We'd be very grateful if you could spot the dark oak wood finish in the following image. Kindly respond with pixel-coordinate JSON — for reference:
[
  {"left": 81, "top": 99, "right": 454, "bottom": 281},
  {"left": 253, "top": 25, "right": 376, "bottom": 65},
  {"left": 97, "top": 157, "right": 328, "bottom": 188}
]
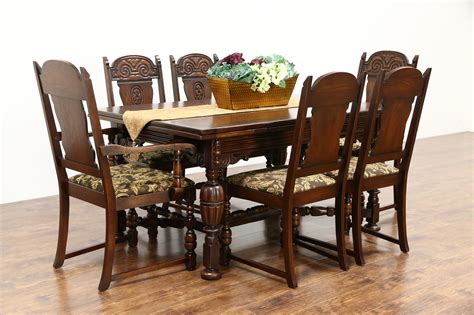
[
  {"left": 34, "top": 60, "right": 196, "bottom": 291},
  {"left": 170, "top": 53, "right": 219, "bottom": 102},
  {"left": 225, "top": 72, "right": 365, "bottom": 287},
  {"left": 1, "top": 133, "right": 472, "bottom": 313},
  {"left": 349, "top": 66, "right": 432, "bottom": 265},
  {"left": 98, "top": 97, "right": 372, "bottom": 281},
  {"left": 103, "top": 55, "right": 166, "bottom": 107}
]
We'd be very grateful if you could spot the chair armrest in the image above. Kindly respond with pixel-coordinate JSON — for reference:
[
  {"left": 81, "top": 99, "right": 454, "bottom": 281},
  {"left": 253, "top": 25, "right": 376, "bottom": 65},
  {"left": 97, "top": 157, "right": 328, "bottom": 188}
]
[
  {"left": 98, "top": 143, "right": 197, "bottom": 157},
  {"left": 55, "top": 128, "right": 119, "bottom": 141}
]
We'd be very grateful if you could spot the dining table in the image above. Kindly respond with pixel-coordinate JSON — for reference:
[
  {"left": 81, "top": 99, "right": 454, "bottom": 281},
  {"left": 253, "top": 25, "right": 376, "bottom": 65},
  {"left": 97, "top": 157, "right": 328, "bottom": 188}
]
[{"left": 97, "top": 99, "right": 372, "bottom": 281}]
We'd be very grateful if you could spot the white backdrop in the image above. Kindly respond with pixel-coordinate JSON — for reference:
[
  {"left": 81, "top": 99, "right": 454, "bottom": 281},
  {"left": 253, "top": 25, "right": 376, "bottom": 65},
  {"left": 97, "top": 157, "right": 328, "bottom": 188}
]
[{"left": 0, "top": 0, "right": 472, "bottom": 203}]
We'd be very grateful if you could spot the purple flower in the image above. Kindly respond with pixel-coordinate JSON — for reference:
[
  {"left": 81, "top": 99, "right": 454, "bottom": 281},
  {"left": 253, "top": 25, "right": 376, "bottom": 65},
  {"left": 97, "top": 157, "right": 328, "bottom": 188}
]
[{"left": 221, "top": 52, "right": 245, "bottom": 65}]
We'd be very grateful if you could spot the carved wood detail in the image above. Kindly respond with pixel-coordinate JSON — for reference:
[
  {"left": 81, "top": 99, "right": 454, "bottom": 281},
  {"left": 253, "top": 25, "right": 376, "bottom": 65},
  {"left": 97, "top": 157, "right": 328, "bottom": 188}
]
[
  {"left": 175, "top": 54, "right": 214, "bottom": 77},
  {"left": 363, "top": 51, "right": 410, "bottom": 76},
  {"left": 111, "top": 56, "right": 159, "bottom": 80}
]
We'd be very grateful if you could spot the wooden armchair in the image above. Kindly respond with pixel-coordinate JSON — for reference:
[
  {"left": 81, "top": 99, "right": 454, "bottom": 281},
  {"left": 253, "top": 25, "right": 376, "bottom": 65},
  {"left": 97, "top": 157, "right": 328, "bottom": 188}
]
[
  {"left": 170, "top": 53, "right": 219, "bottom": 101},
  {"left": 333, "top": 67, "right": 432, "bottom": 265},
  {"left": 223, "top": 72, "right": 365, "bottom": 288},
  {"left": 34, "top": 60, "right": 197, "bottom": 291}
]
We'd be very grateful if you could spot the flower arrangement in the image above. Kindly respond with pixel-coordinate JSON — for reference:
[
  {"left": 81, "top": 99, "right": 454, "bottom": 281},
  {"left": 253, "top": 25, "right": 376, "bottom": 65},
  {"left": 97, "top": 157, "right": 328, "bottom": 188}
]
[{"left": 207, "top": 53, "right": 298, "bottom": 93}]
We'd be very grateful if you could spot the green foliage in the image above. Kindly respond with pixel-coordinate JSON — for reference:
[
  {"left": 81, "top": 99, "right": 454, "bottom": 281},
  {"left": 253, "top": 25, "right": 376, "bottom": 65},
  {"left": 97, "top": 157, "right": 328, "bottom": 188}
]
[{"left": 207, "top": 53, "right": 298, "bottom": 93}]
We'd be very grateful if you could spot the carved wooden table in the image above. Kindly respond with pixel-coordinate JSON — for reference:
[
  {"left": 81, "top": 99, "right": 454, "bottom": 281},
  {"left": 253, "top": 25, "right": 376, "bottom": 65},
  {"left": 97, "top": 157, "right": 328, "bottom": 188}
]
[{"left": 98, "top": 100, "right": 372, "bottom": 280}]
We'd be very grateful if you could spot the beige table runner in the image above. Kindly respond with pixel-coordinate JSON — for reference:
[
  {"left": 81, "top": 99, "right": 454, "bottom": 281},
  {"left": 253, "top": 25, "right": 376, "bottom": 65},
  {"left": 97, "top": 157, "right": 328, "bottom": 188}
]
[{"left": 123, "top": 97, "right": 300, "bottom": 140}]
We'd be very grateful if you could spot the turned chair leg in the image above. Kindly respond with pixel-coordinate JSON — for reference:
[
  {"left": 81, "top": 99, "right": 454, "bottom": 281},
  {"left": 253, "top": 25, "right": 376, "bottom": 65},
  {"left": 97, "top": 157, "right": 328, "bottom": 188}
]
[
  {"left": 351, "top": 192, "right": 365, "bottom": 265},
  {"left": 396, "top": 184, "right": 409, "bottom": 253},
  {"left": 185, "top": 197, "right": 197, "bottom": 271},
  {"left": 146, "top": 207, "right": 158, "bottom": 242},
  {"left": 126, "top": 208, "right": 139, "bottom": 247},
  {"left": 282, "top": 206, "right": 297, "bottom": 288},
  {"left": 53, "top": 189, "right": 70, "bottom": 269},
  {"left": 292, "top": 208, "right": 301, "bottom": 243},
  {"left": 365, "top": 190, "right": 381, "bottom": 231},
  {"left": 335, "top": 196, "right": 349, "bottom": 271},
  {"left": 219, "top": 195, "right": 232, "bottom": 266},
  {"left": 98, "top": 207, "right": 117, "bottom": 292},
  {"left": 116, "top": 210, "right": 127, "bottom": 243},
  {"left": 344, "top": 193, "right": 352, "bottom": 235}
]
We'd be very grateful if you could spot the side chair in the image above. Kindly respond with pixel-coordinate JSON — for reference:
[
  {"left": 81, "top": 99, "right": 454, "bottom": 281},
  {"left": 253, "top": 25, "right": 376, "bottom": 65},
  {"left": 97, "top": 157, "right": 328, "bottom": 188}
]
[
  {"left": 170, "top": 53, "right": 219, "bottom": 102},
  {"left": 103, "top": 54, "right": 166, "bottom": 107},
  {"left": 34, "top": 60, "right": 198, "bottom": 291},
  {"left": 331, "top": 66, "right": 432, "bottom": 265},
  {"left": 350, "top": 50, "right": 420, "bottom": 231},
  {"left": 223, "top": 72, "right": 365, "bottom": 288}
]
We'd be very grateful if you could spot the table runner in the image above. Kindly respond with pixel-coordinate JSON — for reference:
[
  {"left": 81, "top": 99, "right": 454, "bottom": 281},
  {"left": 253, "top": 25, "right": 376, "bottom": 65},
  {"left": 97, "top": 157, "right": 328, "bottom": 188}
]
[{"left": 123, "top": 97, "right": 300, "bottom": 140}]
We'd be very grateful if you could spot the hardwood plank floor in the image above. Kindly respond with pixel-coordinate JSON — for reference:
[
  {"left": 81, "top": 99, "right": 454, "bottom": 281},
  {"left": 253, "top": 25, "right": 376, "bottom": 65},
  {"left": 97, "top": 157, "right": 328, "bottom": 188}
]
[{"left": 1, "top": 132, "right": 472, "bottom": 314}]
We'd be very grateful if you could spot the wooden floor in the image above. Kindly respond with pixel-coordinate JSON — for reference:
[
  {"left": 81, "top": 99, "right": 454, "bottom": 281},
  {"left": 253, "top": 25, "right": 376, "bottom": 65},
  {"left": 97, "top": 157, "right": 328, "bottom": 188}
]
[{"left": 1, "top": 132, "right": 473, "bottom": 314}]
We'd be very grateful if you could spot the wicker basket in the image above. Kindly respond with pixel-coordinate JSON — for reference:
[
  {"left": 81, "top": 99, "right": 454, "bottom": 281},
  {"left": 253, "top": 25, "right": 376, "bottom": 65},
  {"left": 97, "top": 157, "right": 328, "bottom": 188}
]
[{"left": 209, "top": 76, "right": 298, "bottom": 110}]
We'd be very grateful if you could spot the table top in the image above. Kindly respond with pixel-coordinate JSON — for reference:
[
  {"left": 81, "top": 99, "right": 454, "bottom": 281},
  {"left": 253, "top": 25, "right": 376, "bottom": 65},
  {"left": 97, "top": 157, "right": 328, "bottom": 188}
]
[{"left": 98, "top": 100, "right": 370, "bottom": 140}]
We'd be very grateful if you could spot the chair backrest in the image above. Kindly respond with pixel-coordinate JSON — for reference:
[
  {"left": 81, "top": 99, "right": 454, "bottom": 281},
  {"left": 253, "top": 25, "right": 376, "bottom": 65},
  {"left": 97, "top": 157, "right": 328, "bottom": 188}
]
[
  {"left": 34, "top": 60, "right": 111, "bottom": 183},
  {"left": 358, "top": 50, "right": 419, "bottom": 102},
  {"left": 355, "top": 67, "right": 431, "bottom": 180},
  {"left": 170, "top": 53, "right": 218, "bottom": 101},
  {"left": 284, "top": 72, "right": 365, "bottom": 198},
  {"left": 103, "top": 55, "right": 166, "bottom": 107}
]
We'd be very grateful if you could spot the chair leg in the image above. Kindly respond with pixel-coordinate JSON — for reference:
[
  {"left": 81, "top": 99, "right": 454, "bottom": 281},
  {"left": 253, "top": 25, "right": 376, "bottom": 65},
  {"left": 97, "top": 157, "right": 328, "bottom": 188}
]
[
  {"left": 396, "top": 184, "right": 409, "bottom": 253},
  {"left": 335, "top": 196, "right": 349, "bottom": 271},
  {"left": 126, "top": 208, "right": 139, "bottom": 247},
  {"left": 344, "top": 193, "right": 352, "bottom": 235},
  {"left": 146, "top": 207, "right": 158, "bottom": 242},
  {"left": 365, "top": 190, "right": 381, "bottom": 231},
  {"left": 185, "top": 201, "right": 197, "bottom": 271},
  {"left": 98, "top": 207, "right": 117, "bottom": 292},
  {"left": 393, "top": 160, "right": 400, "bottom": 210},
  {"left": 219, "top": 196, "right": 232, "bottom": 266},
  {"left": 351, "top": 192, "right": 365, "bottom": 265},
  {"left": 282, "top": 207, "right": 297, "bottom": 288},
  {"left": 292, "top": 208, "right": 300, "bottom": 242},
  {"left": 53, "top": 189, "right": 70, "bottom": 269},
  {"left": 116, "top": 210, "right": 127, "bottom": 243}
]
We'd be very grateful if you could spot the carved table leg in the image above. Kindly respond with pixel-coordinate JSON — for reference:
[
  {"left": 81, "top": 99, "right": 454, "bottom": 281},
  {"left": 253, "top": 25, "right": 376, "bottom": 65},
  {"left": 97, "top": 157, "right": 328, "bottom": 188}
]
[
  {"left": 200, "top": 141, "right": 224, "bottom": 280},
  {"left": 126, "top": 208, "right": 139, "bottom": 247},
  {"left": 365, "top": 189, "right": 381, "bottom": 231}
]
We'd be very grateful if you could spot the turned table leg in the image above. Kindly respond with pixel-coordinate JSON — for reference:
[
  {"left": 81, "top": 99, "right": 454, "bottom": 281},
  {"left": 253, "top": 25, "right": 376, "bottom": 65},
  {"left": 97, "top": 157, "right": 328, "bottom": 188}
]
[{"left": 200, "top": 141, "right": 225, "bottom": 280}]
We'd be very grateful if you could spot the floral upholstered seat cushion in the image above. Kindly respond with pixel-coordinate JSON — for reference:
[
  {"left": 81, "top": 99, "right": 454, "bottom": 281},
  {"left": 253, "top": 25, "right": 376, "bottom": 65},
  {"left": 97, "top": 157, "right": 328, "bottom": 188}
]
[
  {"left": 326, "top": 157, "right": 399, "bottom": 180},
  {"left": 125, "top": 149, "right": 194, "bottom": 167},
  {"left": 69, "top": 163, "right": 194, "bottom": 198},
  {"left": 227, "top": 166, "right": 336, "bottom": 196},
  {"left": 339, "top": 137, "right": 362, "bottom": 151}
]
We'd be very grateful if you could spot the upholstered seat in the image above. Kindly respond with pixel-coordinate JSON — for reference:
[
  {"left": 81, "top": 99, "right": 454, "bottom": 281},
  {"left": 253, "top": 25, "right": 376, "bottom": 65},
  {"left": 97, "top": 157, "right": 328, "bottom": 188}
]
[
  {"left": 327, "top": 157, "right": 399, "bottom": 180},
  {"left": 133, "top": 149, "right": 194, "bottom": 167},
  {"left": 70, "top": 163, "right": 194, "bottom": 198},
  {"left": 227, "top": 166, "right": 336, "bottom": 196},
  {"left": 339, "top": 137, "right": 362, "bottom": 151}
]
